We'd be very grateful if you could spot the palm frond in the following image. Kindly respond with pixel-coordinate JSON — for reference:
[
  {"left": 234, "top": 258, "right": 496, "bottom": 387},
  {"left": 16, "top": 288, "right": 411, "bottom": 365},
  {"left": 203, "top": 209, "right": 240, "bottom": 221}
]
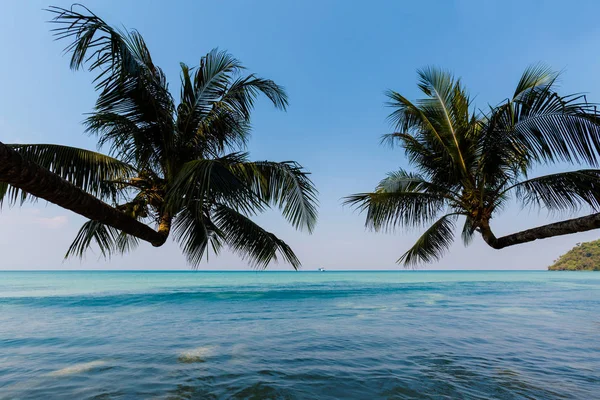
[
  {"left": 461, "top": 216, "right": 477, "bottom": 246},
  {"left": 231, "top": 161, "right": 318, "bottom": 232},
  {"left": 178, "top": 50, "right": 244, "bottom": 136},
  {"left": 224, "top": 75, "right": 288, "bottom": 116},
  {"left": 398, "top": 213, "right": 458, "bottom": 266},
  {"left": 385, "top": 90, "right": 452, "bottom": 153},
  {"left": 48, "top": 5, "right": 159, "bottom": 91},
  {"left": 478, "top": 110, "right": 530, "bottom": 191},
  {"left": 2, "top": 144, "right": 135, "bottom": 205},
  {"left": 415, "top": 67, "right": 472, "bottom": 176},
  {"left": 380, "top": 132, "right": 463, "bottom": 188},
  {"left": 114, "top": 231, "right": 140, "bottom": 254},
  {"left": 0, "top": 182, "right": 27, "bottom": 207},
  {"left": 194, "top": 106, "right": 252, "bottom": 156},
  {"left": 501, "top": 79, "right": 600, "bottom": 166},
  {"left": 508, "top": 170, "right": 600, "bottom": 212},
  {"left": 212, "top": 204, "right": 301, "bottom": 269},
  {"left": 480, "top": 65, "right": 561, "bottom": 179},
  {"left": 513, "top": 63, "right": 559, "bottom": 100},
  {"left": 0, "top": 182, "right": 8, "bottom": 205},
  {"left": 344, "top": 191, "right": 447, "bottom": 232},
  {"left": 167, "top": 153, "right": 265, "bottom": 216},
  {"left": 172, "top": 205, "right": 223, "bottom": 267},
  {"left": 515, "top": 108, "right": 600, "bottom": 166},
  {"left": 376, "top": 169, "right": 460, "bottom": 199},
  {"left": 385, "top": 87, "right": 471, "bottom": 186},
  {"left": 48, "top": 5, "right": 175, "bottom": 170},
  {"left": 85, "top": 112, "right": 156, "bottom": 167},
  {"left": 65, "top": 216, "right": 141, "bottom": 260},
  {"left": 177, "top": 49, "right": 287, "bottom": 154}
]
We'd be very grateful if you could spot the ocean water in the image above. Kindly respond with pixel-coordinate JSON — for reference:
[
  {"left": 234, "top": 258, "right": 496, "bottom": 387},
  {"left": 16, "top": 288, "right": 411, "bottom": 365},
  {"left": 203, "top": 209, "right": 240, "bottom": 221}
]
[{"left": 1, "top": 271, "right": 599, "bottom": 399}]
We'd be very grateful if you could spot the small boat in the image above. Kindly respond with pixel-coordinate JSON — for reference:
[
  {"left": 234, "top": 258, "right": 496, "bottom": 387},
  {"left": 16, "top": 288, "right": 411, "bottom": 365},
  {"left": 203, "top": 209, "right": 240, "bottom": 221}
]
[{"left": 318, "top": 267, "right": 325, "bottom": 272}]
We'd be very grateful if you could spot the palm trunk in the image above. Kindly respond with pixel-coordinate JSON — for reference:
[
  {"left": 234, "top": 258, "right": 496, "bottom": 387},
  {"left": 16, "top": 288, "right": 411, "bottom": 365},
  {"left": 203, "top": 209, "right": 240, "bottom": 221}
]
[
  {"left": 157, "top": 212, "right": 172, "bottom": 240},
  {"left": 0, "top": 141, "right": 167, "bottom": 247},
  {"left": 479, "top": 214, "right": 600, "bottom": 249}
]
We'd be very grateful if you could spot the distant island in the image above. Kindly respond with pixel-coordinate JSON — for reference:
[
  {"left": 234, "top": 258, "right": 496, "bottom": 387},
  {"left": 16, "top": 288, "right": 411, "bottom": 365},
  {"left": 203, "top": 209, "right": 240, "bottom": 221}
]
[{"left": 548, "top": 240, "right": 600, "bottom": 270}]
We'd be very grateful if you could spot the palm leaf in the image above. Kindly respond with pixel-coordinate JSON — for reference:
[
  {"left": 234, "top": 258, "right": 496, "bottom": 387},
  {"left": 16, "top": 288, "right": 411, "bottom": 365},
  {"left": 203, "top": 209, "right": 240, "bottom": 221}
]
[
  {"left": 376, "top": 169, "right": 460, "bottom": 199},
  {"left": 385, "top": 92, "right": 470, "bottom": 186},
  {"left": 2, "top": 144, "right": 135, "bottom": 205},
  {"left": 398, "top": 213, "right": 458, "bottom": 266},
  {"left": 167, "top": 154, "right": 265, "bottom": 216},
  {"left": 178, "top": 50, "right": 244, "bottom": 137},
  {"left": 177, "top": 49, "right": 287, "bottom": 155},
  {"left": 231, "top": 161, "right": 318, "bottom": 232},
  {"left": 513, "top": 63, "right": 559, "bottom": 100},
  {"left": 461, "top": 216, "right": 477, "bottom": 246},
  {"left": 66, "top": 220, "right": 118, "bottom": 259},
  {"left": 48, "top": 5, "right": 175, "bottom": 170},
  {"left": 491, "top": 72, "right": 600, "bottom": 166},
  {"left": 385, "top": 90, "right": 452, "bottom": 156},
  {"left": 66, "top": 219, "right": 140, "bottom": 260},
  {"left": 172, "top": 205, "right": 223, "bottom": 267},
  {"left": 114, "top": 230, "right": 140, "bottom": 254},
  {"left": 380, "top": 133, "right": 462, "bottom": 188},
  {"left": 344, "top": 191, "right": 447, "bottom": 231},
  {"left": 212, "top": 204, "right": 301, "bottom": 269},
  {"left": 508, "top": 170, "right": 600, "bottom": 212},
  {"left": 415, "top": 67, "right": 471, "bottom": 177}
]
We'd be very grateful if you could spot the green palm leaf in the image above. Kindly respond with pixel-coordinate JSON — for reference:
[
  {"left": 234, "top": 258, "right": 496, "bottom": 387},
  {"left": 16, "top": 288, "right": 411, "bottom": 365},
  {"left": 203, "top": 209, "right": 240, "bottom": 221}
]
[
  {"left": 376, "top": 169, "right": 460, "bottom": 199},
  {"left": 1, "top": 144, "right": 135, "bottom": 205},
  {"left": 178, "top": 50, "right": 245, "bottom": 137},
  {"left": 461, "top": 216, "right": 477, "bottom": 246},
  {"left": 508, "top": 170, "right": 600, "bottom": 212},
  {"left": 490, "top": 66, "right": 600, "bottom": 167},
  {"left": 48, "top": 5, "right": 176, "bottom": 170},
  {"left": 232, "top": 161, "right": 318, "bottom": 232},
  {"left": 65, "top": 220, "right": 139, "bottom": 259},
  {"left": 513, "top": 63, "right": 559, "bottom": 99},
  {"left": 344, "top": 191, "right": 447, "bottom": 231},
  {"left": 177, "top": 50, "right": 288, "bottom": 156},
  {"left": 167, "top": 154, "right": 265, "bottom": 216},
  {"left": 172, "top": 206, "right": 223, "bottom": 267},
  {"left": 398, "top": 213, "right": 458, "bottom": 266},
  {"left": 212, "top": 204, "right": 301, "bottom": 269},
  {"left": 415, "top": 67, "right": 472, "bottom": 177}
]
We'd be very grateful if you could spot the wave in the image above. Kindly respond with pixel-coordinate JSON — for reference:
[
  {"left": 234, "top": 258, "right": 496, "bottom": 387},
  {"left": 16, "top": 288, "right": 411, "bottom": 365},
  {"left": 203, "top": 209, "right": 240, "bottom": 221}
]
[{"left": 0, "top": 283, "right": 445, "bottom": 307}]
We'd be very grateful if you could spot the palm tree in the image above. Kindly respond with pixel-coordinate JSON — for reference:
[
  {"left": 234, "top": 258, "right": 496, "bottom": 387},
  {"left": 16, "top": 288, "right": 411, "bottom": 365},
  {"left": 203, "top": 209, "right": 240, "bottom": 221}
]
[
  {"left": 0, "top": 5, "right": 317, "bottom": 269},
  {"left": 346, "top": 65, "right": 600, "bottom": 266}
]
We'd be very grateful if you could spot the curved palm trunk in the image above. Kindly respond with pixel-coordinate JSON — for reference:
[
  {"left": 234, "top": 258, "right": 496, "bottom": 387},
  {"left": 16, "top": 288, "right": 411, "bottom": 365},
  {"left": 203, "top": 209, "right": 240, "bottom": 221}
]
[
  {"left": 0, "top": 141, "right": 167, "bottom": 247},
  {"left": 479, "top": 215, "right": 600, "bottom": 249},
  {"left": 157, "top": 212, "right": 172, "bottom": 238}
]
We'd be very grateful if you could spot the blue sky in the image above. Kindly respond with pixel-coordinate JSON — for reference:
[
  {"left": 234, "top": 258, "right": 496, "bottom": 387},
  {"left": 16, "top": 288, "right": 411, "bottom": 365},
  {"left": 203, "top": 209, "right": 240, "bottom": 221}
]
[{"left": 2, "top": 0, "right": 600, "bottom": 270}]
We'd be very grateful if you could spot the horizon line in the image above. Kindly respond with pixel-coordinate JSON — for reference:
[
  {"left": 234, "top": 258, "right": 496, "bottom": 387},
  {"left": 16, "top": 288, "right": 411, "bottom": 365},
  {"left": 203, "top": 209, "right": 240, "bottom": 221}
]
[{"left": 0, "top": 269, "right": 554, "bottom": 272}]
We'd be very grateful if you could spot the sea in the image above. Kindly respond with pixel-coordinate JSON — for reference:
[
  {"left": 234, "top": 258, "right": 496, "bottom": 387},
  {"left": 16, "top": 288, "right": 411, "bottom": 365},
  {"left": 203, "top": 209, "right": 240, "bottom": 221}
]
[{"left": 0, "top": 270, "right": 599, "bottom": 399}]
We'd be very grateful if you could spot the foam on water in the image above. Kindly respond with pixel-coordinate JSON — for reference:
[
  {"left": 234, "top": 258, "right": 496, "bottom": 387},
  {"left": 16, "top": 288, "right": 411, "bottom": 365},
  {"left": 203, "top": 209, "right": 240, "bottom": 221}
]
[
  {"left": 177, "top": 345, "right": 218, "bottom": 363},
  {"left": 46, "top": 360, "right": 107, "bottom": 377},
  {"left": 497, "top": 307, "right": 556, "bottom": 316}
]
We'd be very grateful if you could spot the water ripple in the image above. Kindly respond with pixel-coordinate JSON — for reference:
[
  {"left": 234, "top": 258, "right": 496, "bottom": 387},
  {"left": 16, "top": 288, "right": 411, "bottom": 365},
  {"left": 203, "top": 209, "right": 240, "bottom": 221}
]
[{"left": 1, "top": 271, "right": 599, "bottom": 399}]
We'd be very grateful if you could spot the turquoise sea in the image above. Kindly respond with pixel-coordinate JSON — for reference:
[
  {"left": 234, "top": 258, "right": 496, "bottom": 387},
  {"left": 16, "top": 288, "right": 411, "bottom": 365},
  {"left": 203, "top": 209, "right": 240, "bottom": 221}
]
[{"left": 1, "top": 271, "right": 599, "bottom": 399}]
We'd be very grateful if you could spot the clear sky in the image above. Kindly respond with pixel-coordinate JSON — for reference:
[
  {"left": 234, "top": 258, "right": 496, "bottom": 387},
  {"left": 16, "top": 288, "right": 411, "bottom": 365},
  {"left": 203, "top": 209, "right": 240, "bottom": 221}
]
[{"left": 2, "top": 0, "right": 600, "bottom": 270}]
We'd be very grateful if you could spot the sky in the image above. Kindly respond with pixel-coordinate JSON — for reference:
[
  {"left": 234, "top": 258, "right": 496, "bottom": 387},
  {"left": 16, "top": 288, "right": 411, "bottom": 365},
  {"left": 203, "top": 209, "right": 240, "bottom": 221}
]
[{"left": 2, "top": 0, "right": 600, "bottom": 270}]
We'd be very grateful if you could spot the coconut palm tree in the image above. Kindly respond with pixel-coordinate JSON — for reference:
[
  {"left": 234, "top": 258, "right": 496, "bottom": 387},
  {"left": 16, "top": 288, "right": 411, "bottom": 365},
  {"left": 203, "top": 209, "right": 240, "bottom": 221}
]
[
  {"left": 0, "top": 5, "right": 317, "bottom": 269},
  {"left": 346, "top": 65, "right": 600, "bottom": 266}
]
